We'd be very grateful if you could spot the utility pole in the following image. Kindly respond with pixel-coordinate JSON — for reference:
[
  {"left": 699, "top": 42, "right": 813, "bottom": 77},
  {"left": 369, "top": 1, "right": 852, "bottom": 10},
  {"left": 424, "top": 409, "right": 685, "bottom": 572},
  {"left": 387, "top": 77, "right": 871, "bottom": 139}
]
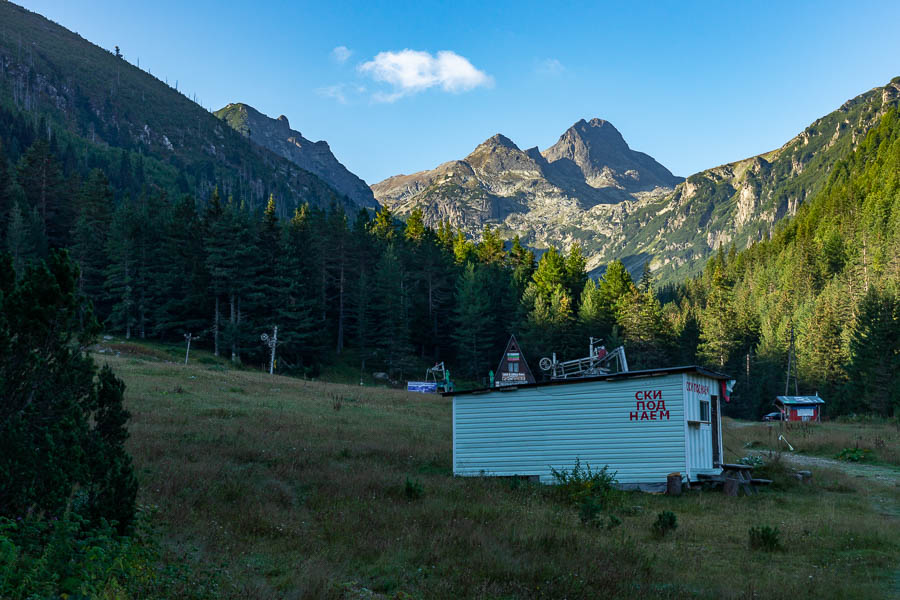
[
  {"left": 184, "top": 332, "right": 200, "bottom": 365},
  {"left": 261, "top": 326, "right": 278, "bottom": 375}
]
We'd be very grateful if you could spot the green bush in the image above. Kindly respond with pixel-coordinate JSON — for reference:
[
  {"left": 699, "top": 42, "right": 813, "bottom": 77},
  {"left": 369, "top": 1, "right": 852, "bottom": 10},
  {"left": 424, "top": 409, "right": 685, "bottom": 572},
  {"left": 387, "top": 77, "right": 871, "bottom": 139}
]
[
  {"left": 835, "top": 447, "right": 873, "bottom": 462},
  {"left": 651, "top": 511, "right": 678, "bottom": 538},
  {"left": 404, "top": 477, "right": 424, "bottom": 500},
  {"left": 748, "top": 525, "right": 782, "bottom": 551},
  {"left": 550, "top": 458, "right": 621, "bottom": 510},
  {"left": 0, "top": 506, "right": 223, "bottom": 599}
]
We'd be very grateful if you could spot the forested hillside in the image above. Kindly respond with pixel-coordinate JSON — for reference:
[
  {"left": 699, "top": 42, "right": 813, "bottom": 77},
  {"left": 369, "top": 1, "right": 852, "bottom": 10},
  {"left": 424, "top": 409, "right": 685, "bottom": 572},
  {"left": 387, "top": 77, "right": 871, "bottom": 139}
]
[
  {"left": 0, "top": 0, "right": 897, "bottom": 419},
  {"left": 0, "top": 1, "right": 360, "bottom": 215},
  {"left": 668, "top": 109, "right": 900, "bottom": 418},
  {"left": 2, "top": 109, "right": 899, "bottom": 421}
]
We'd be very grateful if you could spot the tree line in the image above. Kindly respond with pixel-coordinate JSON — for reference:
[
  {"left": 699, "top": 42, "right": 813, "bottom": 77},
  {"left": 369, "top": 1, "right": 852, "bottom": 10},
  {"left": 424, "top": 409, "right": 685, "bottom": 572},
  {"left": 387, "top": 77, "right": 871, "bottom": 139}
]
[{"left": 1, "top": 109, "right": 899, "bottom": 418}]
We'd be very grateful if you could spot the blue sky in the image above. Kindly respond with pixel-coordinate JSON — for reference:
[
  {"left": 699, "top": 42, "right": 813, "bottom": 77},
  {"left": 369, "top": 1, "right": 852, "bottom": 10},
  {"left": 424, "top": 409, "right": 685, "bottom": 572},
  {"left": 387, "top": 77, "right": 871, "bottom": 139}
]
[{"left": 19, "top": 0, "right": 900, "bottom": 185}]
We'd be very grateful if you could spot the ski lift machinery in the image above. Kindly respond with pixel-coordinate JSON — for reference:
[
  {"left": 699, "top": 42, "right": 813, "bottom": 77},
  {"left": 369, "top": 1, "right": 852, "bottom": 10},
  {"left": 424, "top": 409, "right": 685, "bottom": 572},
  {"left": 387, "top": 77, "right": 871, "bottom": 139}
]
[
  {"left": 425, "top": 361, "right": 453, "bottom": 393},
  {"left": 539, "top": 337, "right": 628, "bottom": 379}
]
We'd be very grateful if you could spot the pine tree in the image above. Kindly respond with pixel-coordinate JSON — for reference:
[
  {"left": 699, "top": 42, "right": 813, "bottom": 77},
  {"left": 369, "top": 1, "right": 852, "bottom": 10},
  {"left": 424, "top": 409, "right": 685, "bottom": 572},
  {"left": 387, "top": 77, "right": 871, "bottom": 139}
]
[
  {"left": 153, "top": 194, "right": 208, "bottom": 338},
  {"left": 6, "top": 201, "right": 36, "bottom": 275},
  {"left": 452, "top": 263, "right": 493, "bottom": 378},
  {"left": 16, "top": 139, "right": 69, "bottom": 248},
  {"left": 105, "top": 200, "right": 138, "bottom": 338},
  {"left": 404, "top": 206, "right": 426, "bottom": 244},
  {"left": 70, "top": 169, "right": 114, "bottom": 309},
  {"left": 476, "top": 225, "right": 506, "bottom": 265},
  {"left": 616, "top": 283, "right": 673, "bottom": 369},
  {"left": 844, "top": 287, "right": 900, "bottom": 416},
  {"left": 564, "top": 243, "right": 588, "bottom": 301},
  {"left": 370, "top": 244, "right": 413, "bottom": 376},
  {"left": 452, "top": 229, "right": 475, "bottom": 265},
  {"left": 599, "top": 260, "right": 633, "bottom": 314},
  {"left": 697, "top": 266, "right": 741, "bottom": 368},
  {"left": 279, "top": 205, "right": 324, "bottom": 371}
]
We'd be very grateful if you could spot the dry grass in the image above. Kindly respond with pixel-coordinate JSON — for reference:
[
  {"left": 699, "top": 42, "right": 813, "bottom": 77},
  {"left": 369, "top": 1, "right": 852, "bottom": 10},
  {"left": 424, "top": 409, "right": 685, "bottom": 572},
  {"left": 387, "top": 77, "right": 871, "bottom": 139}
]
[
  {"left": 724, "top": 417, "right": 900, "bottom": 466},
  {"left": 101, "top": 351, "right": 900, "bottom": 599}
]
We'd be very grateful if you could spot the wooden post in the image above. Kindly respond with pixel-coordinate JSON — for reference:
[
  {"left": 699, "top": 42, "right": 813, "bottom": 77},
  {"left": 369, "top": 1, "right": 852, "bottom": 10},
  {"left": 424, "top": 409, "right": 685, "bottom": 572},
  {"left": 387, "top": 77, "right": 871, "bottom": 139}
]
[
  {"left": 667, "top": 472, "right": 682, "bottom": 496},
  {"left": 723, "top": 477, "right": 739, "bottom": 497}
]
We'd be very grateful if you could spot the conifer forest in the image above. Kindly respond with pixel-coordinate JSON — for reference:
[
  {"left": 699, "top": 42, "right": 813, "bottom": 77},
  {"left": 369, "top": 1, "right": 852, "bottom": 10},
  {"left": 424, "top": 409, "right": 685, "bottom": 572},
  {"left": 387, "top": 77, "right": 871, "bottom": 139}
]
[{"left": 1, "top": 104, "right": 899, "bottom": 419}]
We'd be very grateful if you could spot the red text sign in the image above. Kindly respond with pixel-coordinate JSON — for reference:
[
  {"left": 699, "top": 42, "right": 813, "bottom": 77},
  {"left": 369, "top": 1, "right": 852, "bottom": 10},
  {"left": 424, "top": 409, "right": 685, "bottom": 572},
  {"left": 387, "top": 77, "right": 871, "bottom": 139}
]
[{"left": 630, "top": 393, "right": 669, "bottom": 421}]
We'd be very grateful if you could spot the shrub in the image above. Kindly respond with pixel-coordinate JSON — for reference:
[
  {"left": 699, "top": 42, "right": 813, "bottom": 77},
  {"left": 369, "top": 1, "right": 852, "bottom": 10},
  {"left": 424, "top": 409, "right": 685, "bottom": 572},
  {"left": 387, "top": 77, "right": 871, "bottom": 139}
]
[
  {"left": 738, "top": 455, "right": 765, "bottom": 468},
  {"left": 404, "top": 477, "right": 424, "bottom": 500},
  {"left": 0, "top": 506, "right": 223, "bottom": 599},
  {"left": 651, "top": 511, "right": 678, "bottom": 538},
  {"left": 550, "top": 458, "right": 621, "bottom": 510},
  {"left": 835, "top": 447, "right": 873, "bottom": 462},
  {"left": 748, "top": 525, "right": 782, "bottom": 551}
]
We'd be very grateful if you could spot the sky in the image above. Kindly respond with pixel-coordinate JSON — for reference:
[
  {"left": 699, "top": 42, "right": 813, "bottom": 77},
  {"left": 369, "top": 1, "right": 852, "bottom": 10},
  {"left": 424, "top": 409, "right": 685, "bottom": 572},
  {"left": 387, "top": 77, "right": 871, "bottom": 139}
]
[{"left": 18, "top": 1, "right": 900, "bottom": 185}]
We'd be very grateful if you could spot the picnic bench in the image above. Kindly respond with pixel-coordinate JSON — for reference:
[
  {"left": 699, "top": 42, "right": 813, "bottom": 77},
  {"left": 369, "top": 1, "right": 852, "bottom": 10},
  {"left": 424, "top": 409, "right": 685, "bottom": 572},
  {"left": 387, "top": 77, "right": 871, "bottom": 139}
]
[{"left": 695, "top": 463, "right": 772, "bottom": 496}]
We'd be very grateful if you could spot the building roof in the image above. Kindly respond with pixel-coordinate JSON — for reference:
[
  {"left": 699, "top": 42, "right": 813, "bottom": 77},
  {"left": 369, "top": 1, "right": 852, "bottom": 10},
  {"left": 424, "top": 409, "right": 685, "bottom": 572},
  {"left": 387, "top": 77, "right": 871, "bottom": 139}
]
[
  {"left": 444, "top": 365, "right": 731, "bottom": 397},
  {"left": 776, "top": 395, "right": 825, "bottom": 405}
]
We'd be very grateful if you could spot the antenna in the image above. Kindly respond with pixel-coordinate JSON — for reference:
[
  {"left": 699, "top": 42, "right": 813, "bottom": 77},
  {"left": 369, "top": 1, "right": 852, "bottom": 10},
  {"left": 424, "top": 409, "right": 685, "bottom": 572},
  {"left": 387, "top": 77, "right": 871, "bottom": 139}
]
[
  {"left": 183, "top": 332, "right": 200, "bottom": 365},
  {"left": 260, "top": 325, "right": 278, "bottom": 375}
]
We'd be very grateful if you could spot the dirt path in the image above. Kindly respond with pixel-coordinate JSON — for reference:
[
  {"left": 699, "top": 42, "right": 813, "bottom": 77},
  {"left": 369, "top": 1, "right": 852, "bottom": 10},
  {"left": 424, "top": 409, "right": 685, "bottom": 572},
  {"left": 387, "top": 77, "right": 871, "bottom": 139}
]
[{"left": 776, "top": 452, "right": 900, "bottom": 485}]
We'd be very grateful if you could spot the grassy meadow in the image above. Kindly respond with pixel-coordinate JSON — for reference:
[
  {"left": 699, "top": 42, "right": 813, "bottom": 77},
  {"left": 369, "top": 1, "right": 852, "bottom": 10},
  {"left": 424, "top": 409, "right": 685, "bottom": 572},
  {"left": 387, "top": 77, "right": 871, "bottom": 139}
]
[
  {"left": 723, "top": 417, "right": 900, "bottom": 467},
  {"left": 99, "top": 341, "right": 900, "bottom": 599}
]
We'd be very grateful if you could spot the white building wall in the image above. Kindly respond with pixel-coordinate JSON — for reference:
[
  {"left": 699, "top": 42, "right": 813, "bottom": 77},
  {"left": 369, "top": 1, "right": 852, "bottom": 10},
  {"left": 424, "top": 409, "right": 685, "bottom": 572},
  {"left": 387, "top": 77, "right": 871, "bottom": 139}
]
[
  {"left": 453, "top": 374, "right": 686, "bottom": 486},
  {"left": 683, "top": 373, "right": 720, "bottom": 477}
]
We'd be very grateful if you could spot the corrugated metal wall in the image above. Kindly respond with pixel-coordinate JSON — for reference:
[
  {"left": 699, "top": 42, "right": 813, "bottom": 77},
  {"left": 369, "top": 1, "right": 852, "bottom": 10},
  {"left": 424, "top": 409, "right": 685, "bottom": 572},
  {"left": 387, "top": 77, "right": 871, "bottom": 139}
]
[
  {"left": 453, "top": 374, "right": 686, "bottom": 486},
  {"left": 683, "top": 373, "right": 720, "bottom": 477}
]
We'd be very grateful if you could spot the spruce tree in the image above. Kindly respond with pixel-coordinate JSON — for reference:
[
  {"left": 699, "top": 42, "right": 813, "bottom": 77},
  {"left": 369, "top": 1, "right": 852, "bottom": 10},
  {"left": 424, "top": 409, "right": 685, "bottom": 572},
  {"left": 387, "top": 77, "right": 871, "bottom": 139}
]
[
  {"left": 0, "top": 251, "right": 137, "bottom": 532},
  {"left": 844, "top": 287, "right": 900, "bottom": 416},
  {"left": 452, "top": 263, "right": 493, "bottom": 378},
  {"left": 70, "top": 169, "right": 114, "bottom": 310},
  {"left": 16, "top": 139, "right": 69, "bottom": 248}
]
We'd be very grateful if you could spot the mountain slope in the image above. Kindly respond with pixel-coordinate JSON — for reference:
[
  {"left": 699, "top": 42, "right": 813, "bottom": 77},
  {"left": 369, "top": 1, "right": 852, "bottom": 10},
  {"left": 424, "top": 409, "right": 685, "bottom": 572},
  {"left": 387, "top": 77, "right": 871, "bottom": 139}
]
[
  {"left": 0, "top": 1, "right": 362, "bottom": 213},
  {"left": 621, "top": 78, "right": 900, "bottom": 281},
  {"left": 375, "top": 80, "right": 900, "bottom": 281},
  {"left": 214, "top": 103, "right": 377, "bottom": 210},
  {"left": 372, "top": 119, "right": 682, "bottom": 272}
]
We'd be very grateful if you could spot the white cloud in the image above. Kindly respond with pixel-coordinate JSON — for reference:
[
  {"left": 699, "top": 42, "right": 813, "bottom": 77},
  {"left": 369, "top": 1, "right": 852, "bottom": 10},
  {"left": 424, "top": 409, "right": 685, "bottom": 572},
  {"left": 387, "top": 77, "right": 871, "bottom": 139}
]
[
  {"left": 332, "top": 45, "right": 352, "bottom": 63},
  {"left": 316, "top": 83, "right": 366, "bottom": 105},
  {"left": 317, "top": 84, "right": 349, "bottom": 104},
  {"left": 535, "top": 58, "right": 564, "bottom": 76},
  {"left": 359, "top": 49, "right": 492, "bottom": 102}
]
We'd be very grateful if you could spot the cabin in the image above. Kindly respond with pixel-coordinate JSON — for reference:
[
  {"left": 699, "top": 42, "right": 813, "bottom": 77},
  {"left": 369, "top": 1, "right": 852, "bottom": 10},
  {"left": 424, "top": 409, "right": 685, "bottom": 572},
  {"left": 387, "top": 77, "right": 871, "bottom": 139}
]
[
  {"left": 447, "top": 366, "right": 731, "bottom": 491},
  {"left": 775, "top": 395, "right": 824, "bottom": 422}
]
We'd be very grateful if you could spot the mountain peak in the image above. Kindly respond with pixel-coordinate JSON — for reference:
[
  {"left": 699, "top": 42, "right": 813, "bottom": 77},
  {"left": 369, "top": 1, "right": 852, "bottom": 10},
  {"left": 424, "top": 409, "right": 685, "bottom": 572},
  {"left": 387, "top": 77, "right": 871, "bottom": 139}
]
[
  {"left": 215, "top": 102, "right": 376, "bottom": 208},
  {"left": 481, "top": 133, "right": 520, "bottom": 150},
  {"left": 542, "top": 117, "right": 678, "bottom": 191},
  {"left": 564, "top": 118, "right": 627, "bottom": 148}
]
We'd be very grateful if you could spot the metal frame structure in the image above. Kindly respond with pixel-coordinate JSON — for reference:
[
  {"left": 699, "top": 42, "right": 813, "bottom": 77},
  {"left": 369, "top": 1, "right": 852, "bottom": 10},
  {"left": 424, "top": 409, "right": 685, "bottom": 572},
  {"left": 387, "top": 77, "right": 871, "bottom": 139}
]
[{"left": 539, "top": 337, "right": 629, "bottom": 379}]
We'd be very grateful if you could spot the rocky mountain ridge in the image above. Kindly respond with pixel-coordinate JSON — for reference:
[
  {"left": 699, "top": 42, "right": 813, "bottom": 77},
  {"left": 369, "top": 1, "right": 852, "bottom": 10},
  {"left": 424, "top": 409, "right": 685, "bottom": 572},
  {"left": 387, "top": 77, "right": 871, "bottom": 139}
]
[
  {"left": 374, "top": 79, "right": 900, "bottom": 281},
  {"left": 214, "top": 103, "right": 377, "bottom": 210}
]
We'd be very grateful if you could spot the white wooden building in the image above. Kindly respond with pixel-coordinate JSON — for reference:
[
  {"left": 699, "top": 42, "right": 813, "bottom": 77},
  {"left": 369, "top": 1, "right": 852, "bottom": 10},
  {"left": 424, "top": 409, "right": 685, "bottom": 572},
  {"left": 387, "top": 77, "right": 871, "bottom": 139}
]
[{"left": 448, "top": 366, "right": 730, "bottom": 490}]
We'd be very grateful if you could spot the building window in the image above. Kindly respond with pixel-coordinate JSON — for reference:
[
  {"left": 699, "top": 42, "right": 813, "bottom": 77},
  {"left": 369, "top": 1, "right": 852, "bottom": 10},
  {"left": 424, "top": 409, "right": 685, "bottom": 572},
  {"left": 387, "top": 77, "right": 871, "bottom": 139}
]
[
  {"left": 699, "top": 399, "right": 710, "bottom": 422},
  {"left": 508, "top": 362, "right": 518, "bottom": 372}
]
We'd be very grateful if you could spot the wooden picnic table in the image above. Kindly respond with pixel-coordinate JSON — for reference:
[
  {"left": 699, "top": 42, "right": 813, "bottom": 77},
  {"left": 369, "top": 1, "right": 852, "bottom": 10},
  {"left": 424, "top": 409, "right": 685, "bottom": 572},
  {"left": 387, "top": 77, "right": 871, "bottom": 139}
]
[{"left": 695, "top": 464, "right": 772, "bottom": 496}]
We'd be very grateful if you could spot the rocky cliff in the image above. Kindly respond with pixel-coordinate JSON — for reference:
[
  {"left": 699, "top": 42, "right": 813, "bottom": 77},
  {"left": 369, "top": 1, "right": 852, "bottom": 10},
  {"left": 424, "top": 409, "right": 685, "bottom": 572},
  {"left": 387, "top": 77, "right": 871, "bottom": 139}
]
[
  {"left": 372, "top": 118, "right": 683, "bottom": 273},
  {"left": 374, "top": 80, "right": 900, "bottom": 281},
  {"left": 215, "top": 103, "right": 378, "bottom": 210}
]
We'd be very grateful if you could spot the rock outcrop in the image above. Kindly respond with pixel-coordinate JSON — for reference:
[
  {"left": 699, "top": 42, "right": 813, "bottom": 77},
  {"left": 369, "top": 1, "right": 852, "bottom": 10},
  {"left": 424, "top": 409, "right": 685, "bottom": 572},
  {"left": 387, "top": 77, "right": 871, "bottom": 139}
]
[{"left": 215, "top": 103, "right": 378, "bottom": 210}]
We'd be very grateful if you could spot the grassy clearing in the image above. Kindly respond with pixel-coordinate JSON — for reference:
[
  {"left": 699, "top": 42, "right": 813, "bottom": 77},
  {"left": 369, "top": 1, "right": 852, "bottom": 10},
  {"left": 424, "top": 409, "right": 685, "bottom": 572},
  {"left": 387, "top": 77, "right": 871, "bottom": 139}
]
[
  {"left": 724, "top": 417, "right": 900, "bottom": 467},
  {"left": 103, "top": 349, "right": 900, "bottom": 598}
]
